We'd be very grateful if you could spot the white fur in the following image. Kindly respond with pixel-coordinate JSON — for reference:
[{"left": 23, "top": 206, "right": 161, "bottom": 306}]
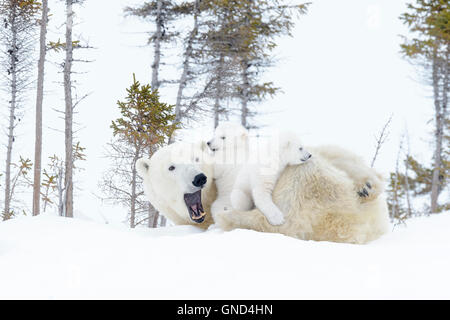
[
  {"left": 231, "top": 131, "right": 312, "bottom": 226},
  {"left": 136, "top": 142, "right": 216, "bottom": 227},
  {"left": 207, "top": 122, "right": 248, "bottom": 155},
  {"left": 139, "top": 140, "right": 390, "bottom": 244},
  {"left": 207, "top": 122, "right": 250, "bottom": 220}
]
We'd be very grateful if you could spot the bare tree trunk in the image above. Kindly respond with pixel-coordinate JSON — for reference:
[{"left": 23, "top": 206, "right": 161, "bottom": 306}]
[
  {"left": 240, "top": 60, "right": 250, "bottom": 129},
  {"left": 213, "top": 54, "right": 225, "bottom": 129},
  {"left": 146, "top": 182, "right": 163, "bottom": 228},
  {"left": 147, "top": 204, "right": 153, "bottom": 228},
  {"left": 130, "top": 151, "right": 139, "bottom": 229},
  {"left": 144, "top": 145, "right": 162, "bottom": 228},
  {"left": 152, "top": 209, "right": 159, "bottom": 228},
  {"left": 160, "top": 214, "right": 167, "bottom": 227},
  {"left": 151, "top": 0, "right": 162, "bottom": 89},
  {"left": 173, "top": 0, "right": 200, "bottom": 127},
  {"left": 63, "top": 0, "right": 74, "bottom": 218},
  {"left": 149, "top": 1, "right": 164, "bottom": 227},
  {"left": 404, "top": 132, "right": 412, "bottom": 217},
  {"left": 4, "top": 9, "right": 17, "bottom": 217},
  {"left": 57, "top": 165, "right": 64, "bottom": 216},
  {"left": 32, "top": 0, "right": 49, "bottom": 216},
  {"left": 430, "top": 51, "right": 444, "bottom": 213},
  {"left": 370, "top": 115, "right": 393, "bottom": 168},
  {"left": 146, "top": 202, "right": 161, "bottom": 227},
  {"left": 213, "top": 95, "right": 220, "bottom": 128},
  {"left": 392, "top": 141, "right": 403, "bottom": 220}
]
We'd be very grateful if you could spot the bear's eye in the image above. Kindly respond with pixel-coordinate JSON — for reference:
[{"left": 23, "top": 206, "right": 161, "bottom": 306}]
[
  {"left": 195, "top": 157, "right": 199, "bottom": 163},
  {"left": 168, "top": 166, "right": 175, "bottom": 171},
  {"left": 221, "top": 136, "right": 226, "bottom": 140},
  {"left": 299, "top": 147, "right": 303, "bottom": 151}
]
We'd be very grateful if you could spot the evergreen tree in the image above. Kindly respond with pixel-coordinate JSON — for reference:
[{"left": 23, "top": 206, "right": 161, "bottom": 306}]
[
  {"left": 125, "top": 0, "right": 191, "bottom": 89},
  {"left": 387, "top": 151, "right": 449, "bottom": 222},
  {"left": 0, "top": 0, "right": 40, "bottom": 218},
  {"left": 101, "top": 74, "right": 177, "bottom": 228},
  {"left": 126, "top": 1, "right": 309, "bottom": 130},
  {"left": 38, "top": 144, "right": 86, "bottom": 216},
  {"left": 400, "top": 0, "right": 449, "bottom": 212},
  {"left": 125, "top": 1, "right": 210, "bottom": 141},
  {"left": 199, "top": 0, "right": 309, "bottom": 129}
]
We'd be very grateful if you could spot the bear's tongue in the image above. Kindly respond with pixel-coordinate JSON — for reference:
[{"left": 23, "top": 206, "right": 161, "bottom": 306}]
[
  {"left": 184, "top": 190, "right": 205, "bottom": 221},
  {"left": 190, "top": 204, "right": 198, "bottom": 215},
  {"left": 190, "top": 203, "right": 205, "bottom": 217}
]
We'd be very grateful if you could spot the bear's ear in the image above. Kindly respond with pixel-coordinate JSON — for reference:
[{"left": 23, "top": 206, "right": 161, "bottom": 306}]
[{"left": 136, "top": 158, "right": 151, "bottom": 177}]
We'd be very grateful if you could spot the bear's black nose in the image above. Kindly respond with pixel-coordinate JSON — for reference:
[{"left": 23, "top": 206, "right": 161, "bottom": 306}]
[{"left": 193, "top": 173, "right": 207, "bottom": 187}]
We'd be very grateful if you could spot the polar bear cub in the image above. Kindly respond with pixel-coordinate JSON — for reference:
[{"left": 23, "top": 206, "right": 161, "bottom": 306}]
[
  {"left": 207, "top": 122, "right": 249, "bottom": 163},
  {"left": 231, "top": 131, "right": 312, "bottom": 226},
  {"left": 207, "top": 122, "right": 250, "bottom": 216}
]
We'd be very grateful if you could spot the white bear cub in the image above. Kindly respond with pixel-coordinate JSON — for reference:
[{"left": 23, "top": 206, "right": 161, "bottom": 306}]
[
  {"left": 207, "top": 122, "right": 249, "bottom": 216},
  {"left": 231, "top": 131, "right": 312, "bottom": 226}
]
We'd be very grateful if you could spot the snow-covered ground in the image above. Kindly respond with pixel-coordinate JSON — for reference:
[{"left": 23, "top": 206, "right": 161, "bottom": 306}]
[{"left": 0, "top": 213, "right": 449, "bottom": 300}]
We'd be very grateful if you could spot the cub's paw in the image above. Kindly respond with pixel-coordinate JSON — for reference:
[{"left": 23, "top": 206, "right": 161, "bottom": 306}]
[{"left": 266, "top": 212, "right": 286, "bottom": 226}]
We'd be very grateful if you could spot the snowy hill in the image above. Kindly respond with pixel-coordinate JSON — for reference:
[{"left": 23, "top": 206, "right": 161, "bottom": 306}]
[{"left": 0, "top": 213, "right": 449, "bottom": 299}]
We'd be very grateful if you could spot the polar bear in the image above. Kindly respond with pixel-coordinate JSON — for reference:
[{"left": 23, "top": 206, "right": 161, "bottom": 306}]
[
  {"left": 206, "top": 122, "right": 250, "bottom": 218},
  {"left": 137, "top": 142, "right": 389, "bottom": 244},
  {"left": 136, "top": 142, "right": 217, "bottom": 228},
  {"left": 207, "top": 122, "right": 249, "bottom": 155},
  {"left": 231, "top": 131, "right": 312, "bottom": 226}
]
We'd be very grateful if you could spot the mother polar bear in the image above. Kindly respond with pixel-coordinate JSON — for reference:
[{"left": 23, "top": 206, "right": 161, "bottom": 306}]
[{"left": 136, "top": 141, "right": 389, "bottom": 244}]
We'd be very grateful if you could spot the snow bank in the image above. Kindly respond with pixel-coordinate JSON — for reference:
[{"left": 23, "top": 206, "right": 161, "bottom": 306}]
[{"left": 0, "top": 213, "right": 449, "bottom": 299}]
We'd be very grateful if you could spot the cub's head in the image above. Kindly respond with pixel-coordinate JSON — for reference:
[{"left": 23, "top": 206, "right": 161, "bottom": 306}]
[
  {"left": 136, "top": 142, "right": 214, "bottom": 226},
  {"left": 278, "top": 131, "right": 312, "bottom": 166},
  {"left": 207, "top": 122, "right": 248, "bottom": 153}
]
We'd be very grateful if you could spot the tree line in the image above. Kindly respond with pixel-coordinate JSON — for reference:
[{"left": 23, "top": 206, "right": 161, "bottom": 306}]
[
  {"left": 1, "top": 0, "right": 446, "bottom": 229},
  {"left": 100, "top": 0, "right": 309, "bottom": 227},
  {"left": 0, "top": 0, "right": 89, "bottom": 220},
  {"left": 0, "top": 0, "right": 308, "bottom": 227},
  {"left": 386, "top": 0, "right": 449, "bottom": 223}
]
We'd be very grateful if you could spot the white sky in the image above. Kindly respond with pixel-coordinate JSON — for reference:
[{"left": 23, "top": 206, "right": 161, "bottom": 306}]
[{"left": 0, "top": 0, "right": 437, "bottom": 222}]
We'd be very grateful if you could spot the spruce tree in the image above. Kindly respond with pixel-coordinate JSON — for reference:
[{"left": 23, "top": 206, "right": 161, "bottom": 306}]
[
  {"left": 0, "top": 0, "right": 40, "bottom": 218},
  {"left": 400, "top": 0, "right": 449, "bottom": 213},
  {"left": 102, "top": 74, "right": 177, "bottom": 228},
  {"left": 201, "top": 0, "right": 309, "bottom": 128}
]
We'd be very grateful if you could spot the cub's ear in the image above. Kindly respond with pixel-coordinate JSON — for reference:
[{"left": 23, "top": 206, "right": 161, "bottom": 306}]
[
  {"left": 280, "top": 139, "right": 291, "bottom": 150},
  {"left": 240, "top": 129, "right": 249, "bottom": 140},
  {"left": 136, "top": 158, "right": 151, "bottom": 178}
]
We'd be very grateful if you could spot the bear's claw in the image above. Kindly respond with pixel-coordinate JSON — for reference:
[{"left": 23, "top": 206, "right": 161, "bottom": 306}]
[
  {"left": 358, "top": 182, "right": 374, "bottom": 198},
  {"left": 358, "top": 189, "right": 369, "bottom": 197}
]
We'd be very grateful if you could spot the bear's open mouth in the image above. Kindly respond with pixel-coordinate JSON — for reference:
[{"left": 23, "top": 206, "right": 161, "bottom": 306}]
[{"left": 184, "top": 190, "right": 206, "bottom": 223}]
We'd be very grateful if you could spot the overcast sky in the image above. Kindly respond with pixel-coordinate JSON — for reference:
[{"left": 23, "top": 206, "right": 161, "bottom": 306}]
[{"left": 0, "top": 0, "right": 436, "bottom": 223}]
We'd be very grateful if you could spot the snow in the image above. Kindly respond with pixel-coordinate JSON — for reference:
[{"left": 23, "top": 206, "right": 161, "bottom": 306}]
[{"left": 0, "top": 213, "right": 449, "bottom": 299}]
